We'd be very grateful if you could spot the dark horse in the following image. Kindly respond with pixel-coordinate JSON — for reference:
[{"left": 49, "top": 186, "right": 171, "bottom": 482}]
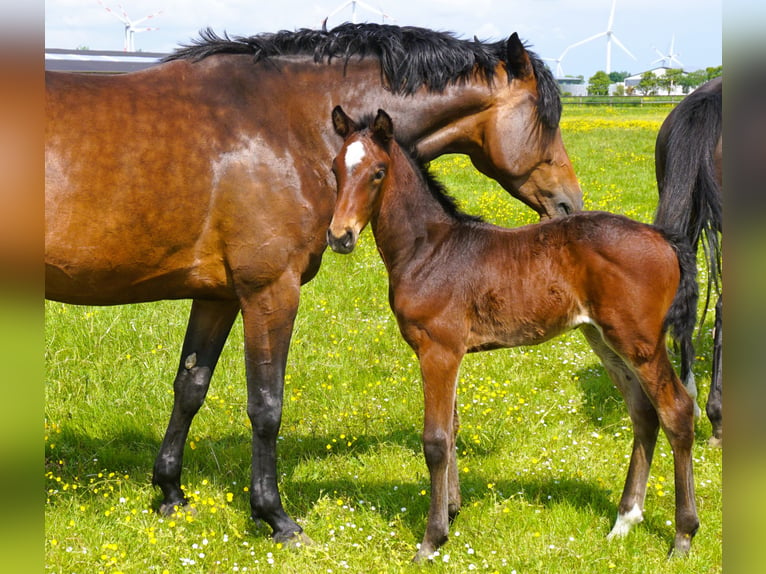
[
  {"left": 45, "top": 24, "right": 582, "bottom": 545},
  {"left": 327, "top": 107, "right": 699, "bottom": 561},
  {"left": 654, "top": 77, "right": 722, "bottom": 446}
]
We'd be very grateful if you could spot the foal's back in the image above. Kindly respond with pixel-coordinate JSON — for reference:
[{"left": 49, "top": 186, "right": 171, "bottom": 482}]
[{"left": 413, "top": 211, "right": 681, "bottom": 352}]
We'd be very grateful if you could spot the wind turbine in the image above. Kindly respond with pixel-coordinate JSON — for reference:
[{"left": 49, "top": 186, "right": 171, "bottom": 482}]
[
  {"left": 323, "top": 1, "right": 394, "bottom": 29},
  {"left": 652, "top": 35, "right": 683, "bottom": 68},
  {"left": 565, "top": 0, "right": 636, "bottom": 74},
  {"left": 98, "top": 1, "right": 163, "bottom": 52},
  {"left": 544, "top": 45, "right": 575, "bottom": 78}
]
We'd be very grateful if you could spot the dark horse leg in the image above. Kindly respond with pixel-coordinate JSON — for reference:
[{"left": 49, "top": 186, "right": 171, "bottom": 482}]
[
  {"left": 153, "top": 298, "right": 240, "bottom": 514},
  {"left": 240, "top": 274, "right": 310, "bottom": 545},
  {"left": 707, "top": 296, "right": 723, "bottom": 447}
]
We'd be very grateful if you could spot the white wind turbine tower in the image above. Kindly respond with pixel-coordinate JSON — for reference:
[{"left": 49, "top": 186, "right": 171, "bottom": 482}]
[
  {"left": 652, "top": 35, "right": 683, "bottom": 68},
  {"left": 98, "top": 1, "right": 163, "bottom": 52},
  {"left": 565, "top": 0, "right": 636, "bottom": 74},
  {"left": 323, "top": 1, "right": 394, "bottom": 28}
]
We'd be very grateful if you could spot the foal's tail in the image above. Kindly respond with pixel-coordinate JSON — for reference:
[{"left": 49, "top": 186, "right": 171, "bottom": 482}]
[{"left": 662, "top": 233, "right": 699, "bottom": 385}]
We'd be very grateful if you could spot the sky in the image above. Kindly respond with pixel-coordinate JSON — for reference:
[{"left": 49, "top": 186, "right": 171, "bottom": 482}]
[{"left": 44, "top": 0, "right": 724, "bottom": 79}]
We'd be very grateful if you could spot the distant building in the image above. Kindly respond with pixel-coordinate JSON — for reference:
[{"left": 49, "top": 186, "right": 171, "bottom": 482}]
[
  {"left": 45, "top": 49, "right": 166, "bottom": 73},
  {"left": 624, "top": 67, "right": 685, "bottom": 95},
  {"left": 556, "top": 77, "right": 588, "bottom": 97}
]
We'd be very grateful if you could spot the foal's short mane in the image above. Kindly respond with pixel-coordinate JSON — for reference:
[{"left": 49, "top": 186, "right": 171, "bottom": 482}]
[
  {"left": 165, "top": 23, "right": 561, "bottom": 130},
  {"left": 350, "top": 112, "right": 484, "bottom": 226}
]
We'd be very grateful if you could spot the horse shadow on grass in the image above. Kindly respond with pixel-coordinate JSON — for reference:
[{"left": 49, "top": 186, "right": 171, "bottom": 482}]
[{"left": 47, "top": 421, "right": 674, "bottom": 547}]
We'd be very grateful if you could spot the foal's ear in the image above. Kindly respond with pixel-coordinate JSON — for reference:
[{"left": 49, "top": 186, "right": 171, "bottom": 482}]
[
  {"left": 373, "top": 109, "right": 394, "bottom": 144},
  {"left": 332, "top": 105, "right": 356, "bottom": 138},
  {"left": 506, "top": 32, "right": 534, "bottom": 80}
]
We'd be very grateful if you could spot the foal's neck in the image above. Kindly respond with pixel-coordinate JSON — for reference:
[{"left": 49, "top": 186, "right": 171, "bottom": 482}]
[{"left": 372, "top": 143, "right": 459, "bottom": 274}]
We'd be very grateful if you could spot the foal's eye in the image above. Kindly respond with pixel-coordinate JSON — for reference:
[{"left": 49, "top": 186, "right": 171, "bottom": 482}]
[{"left": 373, "top": 169, "right": 386, "bottom": 181}]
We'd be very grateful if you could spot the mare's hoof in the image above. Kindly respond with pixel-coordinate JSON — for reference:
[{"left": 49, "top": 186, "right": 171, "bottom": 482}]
[
  {"left": 707, "top": 435, "right": 722, "bottom": 448},
  {"left": 274, "top": 529, "right": 313, "bottom": 549}
]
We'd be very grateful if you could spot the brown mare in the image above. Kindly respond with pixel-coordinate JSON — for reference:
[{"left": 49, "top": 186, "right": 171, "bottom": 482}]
[
  {"left": 327, "top": 107, "right": 700, "bottom": 560},
  {"left": 654, "top": 77, "right": 723, "bottom": 446},
  {"left": 45, "top": 24, "right": 581, "bottom": 545}
]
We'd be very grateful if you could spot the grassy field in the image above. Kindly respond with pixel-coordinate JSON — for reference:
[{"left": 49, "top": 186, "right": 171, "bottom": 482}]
[{"left": 45, "top": 104, "right": 722, "bottom": 573}]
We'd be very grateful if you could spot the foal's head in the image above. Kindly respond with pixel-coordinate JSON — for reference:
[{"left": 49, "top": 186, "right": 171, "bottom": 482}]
[{"left": 327, "top": 106, "right": 395, "bottom": 254}]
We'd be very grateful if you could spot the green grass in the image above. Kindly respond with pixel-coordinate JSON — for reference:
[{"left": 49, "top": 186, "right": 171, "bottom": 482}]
[{"left": 45, "top": 105, "right": 722, "bottom": 573}]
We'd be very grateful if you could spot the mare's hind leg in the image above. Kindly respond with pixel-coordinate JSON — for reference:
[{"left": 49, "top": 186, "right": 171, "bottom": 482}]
[
  {"left": 153, "top": 299, "right": 240, "bottom": 515},
  {"left": 581, "top": 325, "right": 659, "bottom": 539},
  {"left": 706, "top": 296, "right": 723, "bottom": 447}
]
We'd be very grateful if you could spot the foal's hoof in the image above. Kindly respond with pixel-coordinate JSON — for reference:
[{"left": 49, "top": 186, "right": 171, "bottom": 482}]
[{"left": 668, "top": 532, "right": 693, "bottom": 558}]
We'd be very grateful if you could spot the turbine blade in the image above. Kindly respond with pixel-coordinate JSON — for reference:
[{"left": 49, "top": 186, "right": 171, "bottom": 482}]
[
  {"left": 611, "top": 34, "right": 636, "bottom": 60},
  {"left": 607, "top": 0, "right": 617, "bottom": 29},
  {"left": 567, "top": 31, "right": 606, "bottom": 50}
]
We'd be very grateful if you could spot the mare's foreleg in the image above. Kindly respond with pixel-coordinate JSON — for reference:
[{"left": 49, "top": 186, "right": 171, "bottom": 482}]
[
  {"left": 706, "top": 295, "right": 722, "bottom": 447},
  {"left": 414, "top": 343, "right": 462, "bottom": 562},
  {"left": 241, "top": 275, "right": 309, "bottom": 546},
  {"left": 153, "top": 299, "right": 239, "bottom": 515},
  {"left": 581, "top": 326, "right": 658, "bottom": 540}
]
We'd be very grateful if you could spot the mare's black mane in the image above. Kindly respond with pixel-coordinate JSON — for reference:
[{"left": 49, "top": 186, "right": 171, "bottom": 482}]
[{"left": 165, "top": 23, "right": 561, "bottom": 129}]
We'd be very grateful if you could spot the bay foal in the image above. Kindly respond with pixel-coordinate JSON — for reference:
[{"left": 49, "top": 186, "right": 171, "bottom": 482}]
[{"left": 327, "top": 107, "right": 699, "bottom": 561}]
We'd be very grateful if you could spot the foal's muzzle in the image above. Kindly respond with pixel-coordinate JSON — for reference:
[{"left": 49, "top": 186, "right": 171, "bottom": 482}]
[{"left": 327, "top": 228, "right": 357, "bottom": 254}]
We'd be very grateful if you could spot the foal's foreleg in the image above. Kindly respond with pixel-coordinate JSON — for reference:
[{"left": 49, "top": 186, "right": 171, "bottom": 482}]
[
  {"left": 414, "top": 345, "right": 462, "bottom": 562},
  {"left": 153, "top": 299, "right": 239, "bottom": 515},
  {"left": 448, "top": 403, "right": 462, "bottom": 520}
]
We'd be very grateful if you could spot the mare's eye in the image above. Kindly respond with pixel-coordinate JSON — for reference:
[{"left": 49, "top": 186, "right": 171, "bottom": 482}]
[{"left": 373, "top": 169, "right": 386, "bottom": 181}]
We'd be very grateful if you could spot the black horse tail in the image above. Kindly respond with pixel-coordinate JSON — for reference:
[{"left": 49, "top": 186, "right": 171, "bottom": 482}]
[
  {"left": 654, "top": 87, "right": 722, "bottom": 305},
  {"left": 662, "top": 231, "right": 699, "bottom": 385}
]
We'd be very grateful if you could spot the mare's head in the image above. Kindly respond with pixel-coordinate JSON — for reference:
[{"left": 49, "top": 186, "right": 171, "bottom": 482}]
[
  {"left": 410, "top": 32, "right": 583, "bottom": 218},
  {"left": 327, "top": 106, "right": 395, "bottom": 254}
]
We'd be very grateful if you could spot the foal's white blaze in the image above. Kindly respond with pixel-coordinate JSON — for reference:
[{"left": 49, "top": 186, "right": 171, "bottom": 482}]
[
  {"left": 607, "top": 503, "right": 643, "bottom": 540},
  {"left": 344, "top": 141, "right": 366, "bottom": 174}
]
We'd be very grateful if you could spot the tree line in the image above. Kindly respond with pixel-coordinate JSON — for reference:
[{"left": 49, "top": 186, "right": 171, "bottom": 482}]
[{"left": 585, "top": 67, "right": 723, "bottom": 96}]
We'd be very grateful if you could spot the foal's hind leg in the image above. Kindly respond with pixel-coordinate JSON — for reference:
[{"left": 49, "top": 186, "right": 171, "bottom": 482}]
[
  {"left": 581, "top": 326, "right": 659, "bottom": 539},
  {"left": 584, "top": 325, "right": 699, "bottom": 555},
  {"left": 706, "top": 295, "right": 723, "bottom": 447},
  {"left": 153, "top": 299, "right": 239, "bottom": 515}
]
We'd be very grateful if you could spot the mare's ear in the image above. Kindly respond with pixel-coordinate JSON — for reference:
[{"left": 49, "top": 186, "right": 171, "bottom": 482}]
[
  {"left": 506, "top": 32, "right": 534, "bottom": 80},
  {"left": 332, "top": 105, "right": 356, "bottom": 138},
  {"left": 373, "top": 109, "right": 394, "bottom": 145}
]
